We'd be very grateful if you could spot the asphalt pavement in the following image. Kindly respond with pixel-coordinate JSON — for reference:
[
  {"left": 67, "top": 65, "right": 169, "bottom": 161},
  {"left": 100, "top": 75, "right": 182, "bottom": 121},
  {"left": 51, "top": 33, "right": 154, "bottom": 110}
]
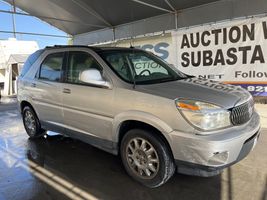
[{"left": 0, "top": 102, "right": 266, "bottom": 200}]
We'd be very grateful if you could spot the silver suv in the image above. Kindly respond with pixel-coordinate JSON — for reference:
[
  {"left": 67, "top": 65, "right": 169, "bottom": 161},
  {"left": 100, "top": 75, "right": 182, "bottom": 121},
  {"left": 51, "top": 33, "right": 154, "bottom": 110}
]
[{"left": 17, "top": 45, "right": 260, "bottom": 187}]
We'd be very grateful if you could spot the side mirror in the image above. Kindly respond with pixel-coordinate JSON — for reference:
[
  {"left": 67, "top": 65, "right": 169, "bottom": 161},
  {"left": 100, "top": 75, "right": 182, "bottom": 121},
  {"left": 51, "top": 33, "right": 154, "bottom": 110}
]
[{"left": 79, "top": 69, "right": 111, "bottom": 88}]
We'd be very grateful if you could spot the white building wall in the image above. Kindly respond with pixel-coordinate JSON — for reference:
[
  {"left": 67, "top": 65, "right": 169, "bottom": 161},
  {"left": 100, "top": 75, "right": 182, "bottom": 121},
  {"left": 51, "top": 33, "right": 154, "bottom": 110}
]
[
  {"left": 0, "top": 38, "right": 39, "bottom": 96},
  {"left": 0, "top": 38, "right": 39, "bottom": 70}
]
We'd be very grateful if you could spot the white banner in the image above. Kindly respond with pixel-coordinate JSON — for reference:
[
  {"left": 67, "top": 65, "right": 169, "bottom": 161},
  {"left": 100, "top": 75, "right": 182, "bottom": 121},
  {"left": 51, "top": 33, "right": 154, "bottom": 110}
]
[{"left": 172, "top": 17, "right": 267, "bottom": 96}]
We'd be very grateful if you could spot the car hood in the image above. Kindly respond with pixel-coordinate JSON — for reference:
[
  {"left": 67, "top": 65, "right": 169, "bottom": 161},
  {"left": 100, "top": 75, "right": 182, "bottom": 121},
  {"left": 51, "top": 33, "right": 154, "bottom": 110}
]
[{"left": 135, "top": 78, "right": 251, "bottom": 109}]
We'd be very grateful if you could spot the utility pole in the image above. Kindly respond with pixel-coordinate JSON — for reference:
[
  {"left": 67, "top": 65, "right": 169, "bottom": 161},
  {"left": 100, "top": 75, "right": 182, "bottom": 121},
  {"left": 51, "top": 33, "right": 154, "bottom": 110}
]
[{"left": 11, "top": 0, "right": 16, "bottom": 38}]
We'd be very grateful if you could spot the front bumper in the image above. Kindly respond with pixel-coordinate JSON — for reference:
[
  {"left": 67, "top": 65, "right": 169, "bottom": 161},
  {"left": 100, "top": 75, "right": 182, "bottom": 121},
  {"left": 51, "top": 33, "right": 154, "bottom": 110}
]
[{"left": 169, "top": 112, "right": 261, "bottom": 177}]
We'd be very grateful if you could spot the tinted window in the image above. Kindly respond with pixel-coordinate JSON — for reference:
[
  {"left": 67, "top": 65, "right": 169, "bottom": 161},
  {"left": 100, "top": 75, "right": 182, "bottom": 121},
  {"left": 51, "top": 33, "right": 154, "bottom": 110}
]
[
  {"left": 100, "top": 52, "right": 132, "bottom": 81},
  {"left": 39, "top": 53, "right": 63, "bottom": 82},
  {"left": 66, "top": 51, "right": 102, "bottom": 84},
  {"left": 99, "top": 50, "right": 186, "bottom": 84},
  {"left": 20, "top": 50, "right": 44, "bottom": 77}
]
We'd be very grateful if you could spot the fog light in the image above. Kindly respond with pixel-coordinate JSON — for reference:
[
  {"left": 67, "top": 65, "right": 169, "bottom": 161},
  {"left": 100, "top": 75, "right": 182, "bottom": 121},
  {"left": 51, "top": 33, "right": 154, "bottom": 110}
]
[{"left": 208, "top": 151, "right": 229, "bottom": 166}]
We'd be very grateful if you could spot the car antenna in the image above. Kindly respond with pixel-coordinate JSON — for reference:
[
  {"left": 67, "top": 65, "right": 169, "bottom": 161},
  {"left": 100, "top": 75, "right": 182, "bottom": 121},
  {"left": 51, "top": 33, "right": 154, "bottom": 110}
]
[
  {"left": 129, "top": 40, "right": 134, "bottom": 49},
  {"left": 129, "top": 9, "right": 136, "bottom": 88}
]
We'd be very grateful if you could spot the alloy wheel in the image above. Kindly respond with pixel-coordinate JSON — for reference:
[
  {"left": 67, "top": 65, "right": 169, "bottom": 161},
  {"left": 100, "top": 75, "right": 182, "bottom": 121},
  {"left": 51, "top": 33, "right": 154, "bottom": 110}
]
[
  {"left": 24, "top": 110, "right": 36, "bottom": 135},
  {"left": 126, "top": 137, "right": 159, "bottom": 179}
]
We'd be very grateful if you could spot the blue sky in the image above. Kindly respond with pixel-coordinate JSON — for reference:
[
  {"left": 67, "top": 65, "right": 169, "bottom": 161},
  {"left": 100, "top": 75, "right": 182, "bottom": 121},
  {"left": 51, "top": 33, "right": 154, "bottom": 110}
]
[{"left": 0, "top": 1, "right": 68, "bottom": 48}]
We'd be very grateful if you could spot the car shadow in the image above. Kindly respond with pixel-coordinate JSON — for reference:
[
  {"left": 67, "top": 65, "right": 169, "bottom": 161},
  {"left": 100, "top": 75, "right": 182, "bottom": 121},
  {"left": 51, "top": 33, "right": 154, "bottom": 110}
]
[{"left": 25, "top": 134, "right": 222, "bottom": 200}]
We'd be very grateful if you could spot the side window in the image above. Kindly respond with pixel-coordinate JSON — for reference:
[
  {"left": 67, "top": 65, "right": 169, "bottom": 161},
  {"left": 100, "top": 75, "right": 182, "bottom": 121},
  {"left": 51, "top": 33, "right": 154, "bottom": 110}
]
[
  {"left": 39, "top": 52, "right": 63, "bottom": 82},
  {"left": 66, "top": 51, "right": 102, "bottom": 84},
  {"left": 20, "top": 50, "right": 44, "bottom": 77}
]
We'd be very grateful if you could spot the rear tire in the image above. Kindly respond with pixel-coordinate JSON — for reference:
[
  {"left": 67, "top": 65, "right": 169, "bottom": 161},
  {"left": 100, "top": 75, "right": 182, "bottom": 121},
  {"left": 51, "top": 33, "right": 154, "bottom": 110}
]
[
  {"left": 22, "top": 106, "right": 46, "bottom": 138},
  {"left": 120, "top": 129, "right": 175, "bottom": 188}
]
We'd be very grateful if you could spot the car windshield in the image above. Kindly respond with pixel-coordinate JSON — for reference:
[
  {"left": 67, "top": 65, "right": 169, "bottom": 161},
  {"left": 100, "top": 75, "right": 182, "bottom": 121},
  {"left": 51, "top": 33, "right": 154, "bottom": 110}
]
[{"left": 99, "top": 50, "right": 188, "bottom": 85}]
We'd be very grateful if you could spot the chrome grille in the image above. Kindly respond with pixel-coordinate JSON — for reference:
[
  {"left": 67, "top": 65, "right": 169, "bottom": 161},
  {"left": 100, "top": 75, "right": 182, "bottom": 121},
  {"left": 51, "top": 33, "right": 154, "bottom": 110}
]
[{"left": 230, "top": 98, "right": 254, "bottom": 125}]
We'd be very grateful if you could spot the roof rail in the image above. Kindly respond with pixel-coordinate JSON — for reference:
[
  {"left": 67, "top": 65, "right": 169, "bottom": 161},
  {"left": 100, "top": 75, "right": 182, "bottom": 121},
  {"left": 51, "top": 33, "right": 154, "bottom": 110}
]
[{"left": 45, "top": 45, "right": 101, "bottom": 50}]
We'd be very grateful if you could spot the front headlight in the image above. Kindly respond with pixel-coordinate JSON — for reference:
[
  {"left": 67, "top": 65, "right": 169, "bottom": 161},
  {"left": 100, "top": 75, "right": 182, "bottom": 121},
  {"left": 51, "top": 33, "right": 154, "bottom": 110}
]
[{"left": 175, "top": 99, "right": 231, "bottom": 132}]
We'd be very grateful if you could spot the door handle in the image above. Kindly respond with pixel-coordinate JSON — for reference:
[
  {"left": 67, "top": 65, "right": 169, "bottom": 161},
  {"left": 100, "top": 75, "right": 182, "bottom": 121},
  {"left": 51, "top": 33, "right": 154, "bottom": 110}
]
[{"left": 63, "top": 88, "right": 71, "bottom": 94}]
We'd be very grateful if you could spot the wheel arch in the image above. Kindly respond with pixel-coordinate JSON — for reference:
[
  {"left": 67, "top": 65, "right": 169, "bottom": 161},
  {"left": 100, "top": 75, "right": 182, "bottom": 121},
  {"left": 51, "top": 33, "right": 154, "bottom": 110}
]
[
  {"left": 20, "top": 100, "right": 40, "bottom": 120},
  {"left": 112, "top": 111, "right": 174, "bottom": 157},
  {"left": 20, "top": 100, "right": 34, "bottom": 112}
]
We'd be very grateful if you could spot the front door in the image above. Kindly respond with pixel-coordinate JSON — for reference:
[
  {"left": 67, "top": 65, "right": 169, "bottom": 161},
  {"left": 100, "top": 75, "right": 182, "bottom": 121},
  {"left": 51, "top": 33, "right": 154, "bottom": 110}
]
[{"left": 62, "top": 51, "right": 114, "bottom": 141}]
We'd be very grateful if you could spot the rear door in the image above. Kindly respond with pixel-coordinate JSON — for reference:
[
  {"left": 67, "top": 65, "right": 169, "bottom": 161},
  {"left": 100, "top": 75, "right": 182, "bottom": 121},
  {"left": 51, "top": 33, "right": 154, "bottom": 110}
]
[
  {"left": 32, "top": 52, "right": 65, "bottom": 132},
  {"left": 62, "top": 50, "right": 114, "bottom": 141}
]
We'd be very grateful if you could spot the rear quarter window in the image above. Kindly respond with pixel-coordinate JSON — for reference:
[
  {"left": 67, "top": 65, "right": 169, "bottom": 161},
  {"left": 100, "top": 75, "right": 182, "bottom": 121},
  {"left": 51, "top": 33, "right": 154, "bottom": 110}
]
[{"left": 20, "top": 50, "right": 44, "bottom": 77}]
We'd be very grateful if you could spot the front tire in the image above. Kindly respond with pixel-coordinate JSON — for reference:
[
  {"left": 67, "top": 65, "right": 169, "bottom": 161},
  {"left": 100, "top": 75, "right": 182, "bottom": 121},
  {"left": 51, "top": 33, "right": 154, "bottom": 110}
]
[
  {"left": 22, "top": 106, "right": 45, "bottom": 138},
  {"left": 120, "top": 129, "right": 175, "bottom": 188}
]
